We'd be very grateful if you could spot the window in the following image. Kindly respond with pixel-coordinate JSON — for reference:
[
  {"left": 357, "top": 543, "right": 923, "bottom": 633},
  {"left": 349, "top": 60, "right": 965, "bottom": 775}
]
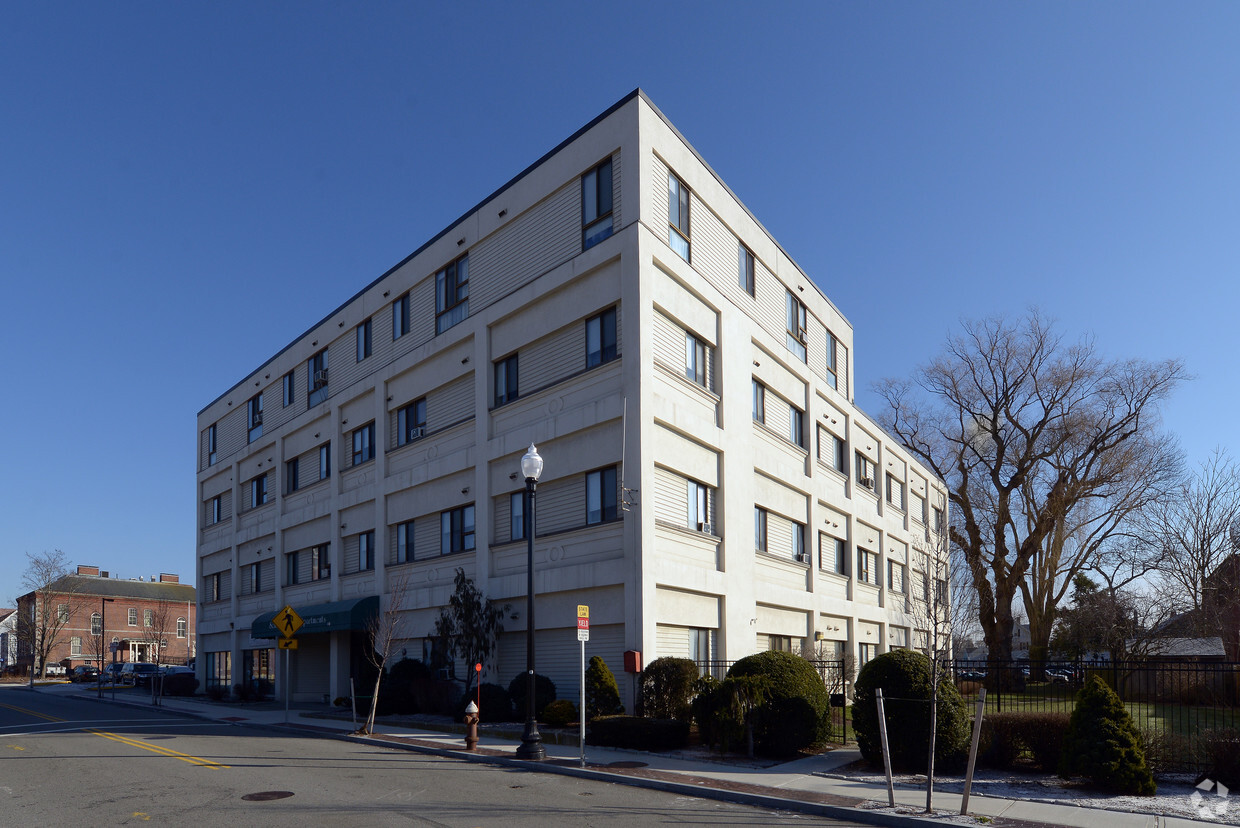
[
  {"left": 128, "top": 608, "right": 137, "bottom": 626},
  {"left": 792, "top": 522, "right": 807, "bottom": 563},
  {"left": 739, "top": 244, "right": 755, "bottom": 295},
  {"left": 286, "top": 551, "right": 299, "bottom": 585},
  {"left": 922, "top": 572, "right": 932, "bottom": 604},
  {"left": 57, "top": 604, "right": 68, "bottom": 623},
  {"left": 209, "top": 495, "right": 222, "bottom": 523},
  {"left": 911, "top": 491, "right": 927, "bottom": 524},
  {"left": 856, "top": 453, "right": 875, "bottom": 490},
  {"left": 494, "top": 354, "right": 519, "bottom": 406},
  {"left": 752, "top": 380, "right": 765, "bottom": 424},
  {"left": 932, "top": 506, "right": 945, "bottom": 534},
  {"left": 396, "top": 520, "right": 415, "bottom": 563},
  {"left": 857, "top": 548, "right": 880, "bottom": 585},
  {"left": 312, "top": 543, "right": 330, "bottom": 580},
  {"left": 356, "top": 318, "right": 372, "bottom": 362},
  {"left": 786, "top": 291, "right": 807, "bottom": 362},
  {"left": 143, "top": 609, "right": 153, "bottom": 628},
  {"left": 768, "top": 635, "right": 793, "bottom": 653},
  {"left": 885, "top": 474, "right": 905, "bottom": 510},
  {"left": 359, "top": 531, "right": 375, "bottom": 571},
  {"left": 435, "top": 254, "right": 469, "bottom": 334},
  {"left": 825, "top": 331, "right": 838, "bottom": 390},
  {"left": 397, "top": 398, "right": 427, "bottom": 445},
  {"left": 935, "top": 578, "right": 949, "bottom": 609},
  {"left": 285, "top": 458, "right": 299, "bottom": 494},
  {"left": 685, "top": 333, "right": 708, "bottom": 387},
  {"left": 320, "top": 442, "right": 331, "bottom": 480},
  {"left": 206, "top": 573, "right": 221, "bottom": 602},
  {"left": 352, "top": 422, "right": 375, "bottom": 466},
  {"left": 393, "top": 292, "right": 410, "bottom": 340},
  {"left": 71, "top": 636, "right": 81, "bottom": 656},
  {"left": 820, "top": 428, "right": 846, "bottom": 474},
  {"left": 586, "top": 307, "right": 617, "bottom": 368},
  {"left": 667, "top": 172, "right": 690, "bottom": 260},
  {"left": 283, "top": 370, "right": 295, "bottom": 407},
  {"left": 207, "top": 423, "right": 217, "bottom": 465},
  {"left": 687, "top": 480, "right": 712, "bottom": 533},
  {"left": 308, "top": 348, "right": 329, "bottom": 407},
  {"left": 441, "top": 506, "right": 476, "bottom": 555},
  {"left": 586, "top": 466, "right": 618, "bottom": 525},
  {"left": 582, "top": 158, "right": 614, "bottom": 249},
  {"left": 510, "top": 492, "right": 525, "bottom": 541},
  {"left": 205, "top": 651, "right": 231, "bottom": 690},
  {"left": 250, "top": 474, "right": 268, "bottom": 508},
  {"left": 250, "top": 562, "right": 262, "bottom": 594},
  {"left": 821, "top": 534, "right": 848, "bottom": 576},
  {"left": 859, "top": 642, "right": 876, "bottom": 667},
  {"left": 91, "top": 612, "right": 102, "bottom": 636},
  {"left": 789, "top": 406, "right": 805, "bottom": 448},
  {"left": 247, "top": 394, "right": 263, "bottom": 443},
  {"left": 177, "top": 618, "right": 187, "bottom": 638},
  {"left": 755, "top": 507, "right": 768, "bottom": 553},
  {"left": 888, "top": 560, "right": 906, "bottom": 593}
]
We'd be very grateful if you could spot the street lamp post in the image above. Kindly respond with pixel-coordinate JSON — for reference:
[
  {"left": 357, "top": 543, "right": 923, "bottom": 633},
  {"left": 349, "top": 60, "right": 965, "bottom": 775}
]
[
  {"left": 98, "top": 597, "right": 114, "bottom": 699},
  {"left": 516, "top": 443, "right": 545, "bottom": 761}
]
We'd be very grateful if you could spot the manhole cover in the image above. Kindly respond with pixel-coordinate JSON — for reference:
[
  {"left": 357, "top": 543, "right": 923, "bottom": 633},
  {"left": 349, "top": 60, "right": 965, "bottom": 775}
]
[
  {"left": 605, "top": 761, "right": 647, "bottom": 769},
  {"left": 242, "top": 791, "right": 295, "bottom": 802}
]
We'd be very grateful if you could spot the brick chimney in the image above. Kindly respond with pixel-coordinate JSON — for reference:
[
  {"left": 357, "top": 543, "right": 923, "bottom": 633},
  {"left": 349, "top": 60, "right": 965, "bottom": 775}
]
[
  {"left": 159, "top": 573, "right": 179, "bottom": 584},
  {"left": 77, "top": 565, "right": 100, "bottom": 577}
]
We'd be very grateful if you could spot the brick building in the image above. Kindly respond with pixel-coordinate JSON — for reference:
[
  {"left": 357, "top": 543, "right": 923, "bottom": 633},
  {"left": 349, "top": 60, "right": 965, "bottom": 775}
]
[{"left": 16, "top": 565, "right": 197, "bottom": 675}]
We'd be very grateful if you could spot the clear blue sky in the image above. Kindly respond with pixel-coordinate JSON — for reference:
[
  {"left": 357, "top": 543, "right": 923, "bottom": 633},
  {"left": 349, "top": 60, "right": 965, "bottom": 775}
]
[{"left": 4, "top": 3, "right": 1238, "bottom": 591}]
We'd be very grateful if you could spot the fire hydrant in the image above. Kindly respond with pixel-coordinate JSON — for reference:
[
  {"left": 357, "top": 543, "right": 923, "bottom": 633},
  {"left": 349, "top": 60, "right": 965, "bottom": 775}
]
[{"left": 464, "top": 701, "right": 479, "bottom": 751}]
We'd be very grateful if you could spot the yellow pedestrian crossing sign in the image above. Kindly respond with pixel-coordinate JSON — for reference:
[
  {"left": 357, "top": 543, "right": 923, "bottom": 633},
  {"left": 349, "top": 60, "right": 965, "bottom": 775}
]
[
  {"left": 278, "top": 638, "right": 298, "bottom": 650},
  {"left": 274, "top": 605, "right": 303, "bottom": 638}
]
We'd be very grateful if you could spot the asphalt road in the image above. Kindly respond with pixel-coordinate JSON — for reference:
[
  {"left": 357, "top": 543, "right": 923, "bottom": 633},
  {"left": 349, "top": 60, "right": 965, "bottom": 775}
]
[{"left": 0, "top": 687, "right": 865, "bottom": 826}]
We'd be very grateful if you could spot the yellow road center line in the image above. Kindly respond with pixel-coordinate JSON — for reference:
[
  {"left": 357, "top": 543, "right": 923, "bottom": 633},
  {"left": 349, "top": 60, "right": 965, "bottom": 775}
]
[{"left": 0, "top": 701, "right": 227, "bottom": 768}]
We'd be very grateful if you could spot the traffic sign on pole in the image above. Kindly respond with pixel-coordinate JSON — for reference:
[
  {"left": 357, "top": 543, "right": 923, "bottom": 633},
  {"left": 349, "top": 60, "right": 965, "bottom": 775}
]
[{"left": 273, "top": 605, "right": 304, "bottom": 638}]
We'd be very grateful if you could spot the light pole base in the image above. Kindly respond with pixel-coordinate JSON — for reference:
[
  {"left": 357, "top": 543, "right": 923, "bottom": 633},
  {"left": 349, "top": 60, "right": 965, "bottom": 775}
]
[{"left": 516, "top": 718, "right": 545, "bottom": 761}]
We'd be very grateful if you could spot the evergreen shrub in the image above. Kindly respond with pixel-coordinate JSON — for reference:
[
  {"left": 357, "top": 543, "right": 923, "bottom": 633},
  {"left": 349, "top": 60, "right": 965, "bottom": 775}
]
[
  {"left": 1058, "top": 676, "right": 1156, "bottom": 795},
  {"left": 508, "top": 672, "right": 556, "bottom": 720},
  {"left": 585, "top": 656, "right": 624, "bottom": 719},
  {"left": 639, "top": 657, "right": 699, "bottom": 721},
  {"left": 725, "top": 651, "right": 830, "bottom": 757}
]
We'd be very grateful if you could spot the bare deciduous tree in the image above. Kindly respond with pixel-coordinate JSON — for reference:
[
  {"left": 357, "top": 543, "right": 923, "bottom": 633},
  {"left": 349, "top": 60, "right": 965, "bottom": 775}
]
[
  {"left": 17, "top": 550, "right": 77, "bottom": 682},
  {"left": 1144, "top": 450, "right": 1240, "bottom": 636},
  {"left": 877, "top": 312, "right": 1185, "bottom": 680},
  {"left": 360, "top": 573, "right": 411, "bottom": 735},
  {"left": 141, "top": 598, "right": 176, "bottom": 667}
]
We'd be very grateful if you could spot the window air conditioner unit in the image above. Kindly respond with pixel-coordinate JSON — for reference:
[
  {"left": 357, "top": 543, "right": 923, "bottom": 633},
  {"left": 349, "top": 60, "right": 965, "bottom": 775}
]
[
  {"left": 253, "top": 411, "right": 263, "bottom": 425},
  {"left": 796, "top": 552, "right": 809, "bottom": 563},
  {"left": 697, "top": 522, "right": 714, "bottom": 535},
  {"left": 313, "top": 369, "right": 329, "bottom": 388},
  {"left": 796, "top": 328, "right": 808, "bottom": 344},
  {"left": 860, "top": 477, "right": 874, "bottom": 488},
  {"left": 410, "top": 426, "right": 425, "bottom": 440}
]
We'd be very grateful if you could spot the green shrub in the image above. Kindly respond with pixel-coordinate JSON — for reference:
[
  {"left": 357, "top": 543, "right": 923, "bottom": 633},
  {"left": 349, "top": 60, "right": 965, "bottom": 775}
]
[
  {"left": 689, "top": 676, "right": 731, "bottom": 749},
  {"left": 1059, "top": 676, "right": 1156, "bottom": 795},
  {"left": 726, "top": 651, "right": 830, "bottom": 757},
  {"left": 588, "top": 715, "right": 689, "bottom": 751},
  {"left": 585, "top": 656, "right": 624, "bottom": 719},
  {"left": 852, "top": 650, "right": 970, "bottom": 772},
  {"left": 639, "top": 657, "right": 699, "bottom": 721},
  {"left": 1139, "top": 727, "right": 1194, "bottom": 776},
  {"left": 454, "top": 682, "right": 513, "bottom": 722},
  {"left": 981, "top": 712, "right": 1070, "bottom": 771},
  {"left": 508, "top": 672, "right": 556, "bottom": 720},
  {"left": 1196, "top": 728, "right": 1240, "bottom": 789},
  {"left": 543, "top": 699, "right": 578, "bottom": 728}
]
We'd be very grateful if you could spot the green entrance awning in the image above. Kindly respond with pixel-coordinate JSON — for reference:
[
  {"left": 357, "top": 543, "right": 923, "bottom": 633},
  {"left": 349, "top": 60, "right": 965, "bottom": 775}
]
[{"left": 250, "top": 596, "right": 379, "bottom": 639}]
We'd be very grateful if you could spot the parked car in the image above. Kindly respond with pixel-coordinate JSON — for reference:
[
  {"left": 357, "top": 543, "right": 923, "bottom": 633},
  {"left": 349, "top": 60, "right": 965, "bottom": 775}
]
[
  {"left": 99, "top": 663, "right": 125, "bottom": 684},
  {"left": 43, "top": 664, "right": 67, "bottom": 677},
  {"left": 119, "top": 662, "right": 159, "bottom": 687},
  {"left": 70, "top": 665, "right": 99, "bottom": 683},
  {"left": 161, "top": 671, "right": 199, "bottom": 697},
  {"left": 158, "top": 665, "right": 194, "bottom": 677}
]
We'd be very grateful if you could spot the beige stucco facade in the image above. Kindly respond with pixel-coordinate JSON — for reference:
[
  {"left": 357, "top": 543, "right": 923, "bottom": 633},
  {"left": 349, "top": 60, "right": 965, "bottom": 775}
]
[{"left": 196, "top": 90, "right": 947, "bottom": 705}]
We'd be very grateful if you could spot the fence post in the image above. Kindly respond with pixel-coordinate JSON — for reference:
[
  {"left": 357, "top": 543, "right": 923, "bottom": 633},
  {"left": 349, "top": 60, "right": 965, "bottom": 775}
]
[
  {"left": 961, "top": 688, "right": 987, "bottom": 816},
  {"left": 876, "top": 688, "right": 895, "bottom": 808}
]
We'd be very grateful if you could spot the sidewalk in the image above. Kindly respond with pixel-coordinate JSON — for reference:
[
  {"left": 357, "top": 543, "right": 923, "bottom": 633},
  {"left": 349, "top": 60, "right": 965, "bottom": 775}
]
[{"left": 43, "top": 684, "right": 1198, "bottom": 828}]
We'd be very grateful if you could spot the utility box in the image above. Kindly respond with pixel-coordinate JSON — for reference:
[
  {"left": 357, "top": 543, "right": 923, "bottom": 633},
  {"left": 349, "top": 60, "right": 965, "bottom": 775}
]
[{"left": 623, "top": 650, "right": 642, "bottom": 673}]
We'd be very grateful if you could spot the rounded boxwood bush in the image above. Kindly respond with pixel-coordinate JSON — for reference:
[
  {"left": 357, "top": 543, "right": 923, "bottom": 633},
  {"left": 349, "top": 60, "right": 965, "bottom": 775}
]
[
  {"left": 852, "top": 650, "right": 970, "bottom": 771},
  {"left": 639, "top": 657, "right": 699, "bottom": 721},
  {"left": 508, "top": 672, "right": 556, "bottom": 720},
  {"left": 543, "top": 699, "right": 578, "bottom": 728},
  {"left": 455, "top": 682, "right": 513, "bottom": 722},
  {"left": 1059, "top": 676, "right": 1156, "bottom": 795},
  {"left": 725, "top": 651, "right": 830, "bottom": 757}
]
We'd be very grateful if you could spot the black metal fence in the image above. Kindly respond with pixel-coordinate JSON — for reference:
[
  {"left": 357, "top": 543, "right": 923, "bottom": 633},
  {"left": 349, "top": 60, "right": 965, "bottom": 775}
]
[{"left": 950, "top": 659, "right": 1240, "bottom": 773}]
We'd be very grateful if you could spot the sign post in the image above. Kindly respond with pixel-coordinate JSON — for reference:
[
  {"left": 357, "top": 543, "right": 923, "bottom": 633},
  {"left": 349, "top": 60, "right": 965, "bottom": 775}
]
[
  {"left": 577, "top": 605, "right": 589, "bottom": 767},
  {"left": 273, "top": 605, "right": 304, "bottom": 724}
]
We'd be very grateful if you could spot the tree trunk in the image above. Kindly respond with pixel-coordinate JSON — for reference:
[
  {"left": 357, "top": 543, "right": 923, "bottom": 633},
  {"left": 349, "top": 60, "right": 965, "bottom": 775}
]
[{"left": 363, "top": 671, "right": 383, "bottom": 735}]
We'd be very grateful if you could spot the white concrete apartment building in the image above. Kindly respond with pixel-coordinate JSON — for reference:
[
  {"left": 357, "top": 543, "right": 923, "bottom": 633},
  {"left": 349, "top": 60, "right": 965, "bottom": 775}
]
[{"left": 196, "top": 89, "right": 947, "bottom": 705}]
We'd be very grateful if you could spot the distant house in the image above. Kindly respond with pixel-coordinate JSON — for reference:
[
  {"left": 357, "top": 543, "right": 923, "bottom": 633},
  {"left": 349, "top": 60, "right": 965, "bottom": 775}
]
[
  {"left": 15, "top": 565, "right": 196, "bottom": 676},
  {"left": 1129, "top": 636, "right": 1227, "bottom": 663},
  {"left": 0, "top": 609, "right": 17, "bottom": 671}
]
